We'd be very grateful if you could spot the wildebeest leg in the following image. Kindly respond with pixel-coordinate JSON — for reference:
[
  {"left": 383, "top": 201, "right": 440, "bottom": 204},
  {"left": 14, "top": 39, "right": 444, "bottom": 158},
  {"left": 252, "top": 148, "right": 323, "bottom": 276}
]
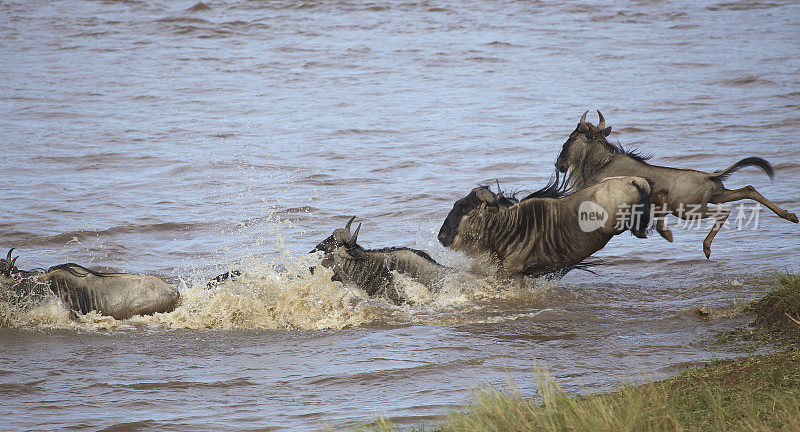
[
  {"left": 655, "top": 217, "right": 673, "bottom": 242},
  {"left": 700, "top": 206, "right": 731, "bottom": 259},
  {"left": 651, "top": 190, "right": 673, "bottom": 242},
  {"left": 710, "top": 186, "right": 799, "bottom": 223}
]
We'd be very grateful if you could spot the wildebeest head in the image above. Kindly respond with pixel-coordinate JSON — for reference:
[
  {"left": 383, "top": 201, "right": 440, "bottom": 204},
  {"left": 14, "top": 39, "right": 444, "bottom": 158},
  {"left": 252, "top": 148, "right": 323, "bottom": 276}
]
[
  {"left": 555, "top": 110, "right": 614, "bottom": 174},
  {"left": 310, "top": 217, "right": 366, "bottom": 281},
  {"left": 438, "top": 185, "right": 518, "bottom": 247},
  {"left": 555, "top": 111, "right": 651, "bottom": 185},
  {"left": 311, "top": 216, "right": 362, "bottom": 254},
  {"left": 1, "top": 248, "right": 20, "bottom": 277}
]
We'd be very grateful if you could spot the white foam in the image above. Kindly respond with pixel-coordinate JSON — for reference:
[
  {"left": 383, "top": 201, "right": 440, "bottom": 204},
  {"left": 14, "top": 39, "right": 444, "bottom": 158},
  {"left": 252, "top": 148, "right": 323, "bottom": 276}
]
[{"left": 1, "top": 250, "right": 559, "bottom": 331}]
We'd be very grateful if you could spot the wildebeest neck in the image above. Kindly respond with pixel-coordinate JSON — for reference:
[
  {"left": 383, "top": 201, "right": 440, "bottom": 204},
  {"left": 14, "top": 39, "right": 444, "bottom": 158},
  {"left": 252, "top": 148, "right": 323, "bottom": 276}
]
[
  {"left": 439, "top": 188, "right": 486, "bottom": 247},
  {"left": 567, "top": 141, "right": 652, "bottom": 191}
]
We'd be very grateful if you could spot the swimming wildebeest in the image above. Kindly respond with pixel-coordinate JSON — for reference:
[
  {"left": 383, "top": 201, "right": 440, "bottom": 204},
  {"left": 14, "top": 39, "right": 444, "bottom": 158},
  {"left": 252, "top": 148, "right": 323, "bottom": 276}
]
[
  {"left": 311, "top": 217, "right": 465, "bottom": 304},
  {"left": 554, "top": 111, "right": 798, "bottom": 257},
  {"left": 438, "top": 176, "right": 669, "bottom": 279},
  {"left": 1, "top": 248, "right": 180, "bottom": 320}
]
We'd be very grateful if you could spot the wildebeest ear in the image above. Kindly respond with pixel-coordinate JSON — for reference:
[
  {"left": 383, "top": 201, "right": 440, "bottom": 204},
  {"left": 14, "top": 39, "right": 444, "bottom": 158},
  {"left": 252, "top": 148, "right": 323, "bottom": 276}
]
[{"left": 601, "top": 126, "right": 612, "bottom": 137}]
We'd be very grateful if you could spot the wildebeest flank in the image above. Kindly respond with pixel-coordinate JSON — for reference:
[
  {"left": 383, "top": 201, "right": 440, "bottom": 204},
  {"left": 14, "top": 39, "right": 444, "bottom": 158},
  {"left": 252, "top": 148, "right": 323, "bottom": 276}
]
[
  {"left": 439, "top": 177, "right": 669, "bottom": 279},
  {"left": 1, "top": 248, "right": 180, "bottom": 320}
]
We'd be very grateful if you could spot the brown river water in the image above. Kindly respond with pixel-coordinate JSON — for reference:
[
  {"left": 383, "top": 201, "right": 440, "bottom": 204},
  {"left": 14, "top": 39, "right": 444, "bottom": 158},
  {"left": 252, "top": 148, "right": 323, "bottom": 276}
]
[{"left": 1, "top": 0, "right": 799, "bottom": 430}]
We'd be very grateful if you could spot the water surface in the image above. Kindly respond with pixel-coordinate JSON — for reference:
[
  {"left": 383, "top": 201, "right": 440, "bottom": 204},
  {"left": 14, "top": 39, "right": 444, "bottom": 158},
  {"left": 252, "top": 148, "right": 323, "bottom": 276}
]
[{"left": 1, "top": 0, "right": 799, "bottom": 430}]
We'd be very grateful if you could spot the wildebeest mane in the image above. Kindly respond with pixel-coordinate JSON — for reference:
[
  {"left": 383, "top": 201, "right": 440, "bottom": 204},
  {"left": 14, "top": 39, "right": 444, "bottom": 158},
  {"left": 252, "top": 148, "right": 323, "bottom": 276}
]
[
  {"left": 46, "top": 264, "right": 114, "bottom": 314},
  {"left": 520, "top": 171, "right": 572, "bottom": 201},
  {"left": 580, "top": 122, "right": 652, "bottom": 163},
  {"left": 47, "top": 263, "right": 119, "bottom": 278},
  {"left": 367, "top": 246, "right": 437, "bottom": 263},
  {"left": 569, "top": 134, "right": 651, "bottom": 191},
  {"left": 603, "top": 139, "right": 651, "bottom": 163},
  {"left": 440, "top": 171, "right": 576, "bottom": 248}
]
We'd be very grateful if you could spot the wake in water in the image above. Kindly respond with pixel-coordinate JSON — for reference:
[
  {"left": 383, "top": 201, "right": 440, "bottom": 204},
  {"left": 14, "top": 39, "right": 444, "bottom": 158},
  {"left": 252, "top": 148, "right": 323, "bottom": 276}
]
[{"left": 0, "top": 245, "right": 560, "bottom": 331}]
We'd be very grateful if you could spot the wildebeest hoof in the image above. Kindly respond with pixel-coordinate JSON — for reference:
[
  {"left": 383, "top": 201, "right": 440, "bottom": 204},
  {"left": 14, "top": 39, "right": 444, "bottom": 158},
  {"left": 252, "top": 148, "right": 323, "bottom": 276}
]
[
  {"left": 786, "top": 212, "right": 799, "bottom": 223},
  {"left": 657, "top": 228, "right": 673, "bottom": 243},
  {"left": 703, "top": 245, "right": 711, "bottom": 259},
  {"left": 632, "top": 230, "right": 647, "bottom": 239}
]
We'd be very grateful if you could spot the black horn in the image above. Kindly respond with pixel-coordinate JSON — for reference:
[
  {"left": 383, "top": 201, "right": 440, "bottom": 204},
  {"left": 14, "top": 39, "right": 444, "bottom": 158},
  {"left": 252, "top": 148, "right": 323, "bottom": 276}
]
[
  {"left": 350, "top": 223, "right": 361, "bottom": 245},
  {"left": 345, "top": 216, "right": 356, "bottom": 231},
  {"left": 597, "top": 110, "right": 605, "bottom": 130},
  {"left": 579, "top": 110, "right": 590, "bottom": 132},
  {"left": 6, "top": 248, "right": 13, "bottom": 262}
]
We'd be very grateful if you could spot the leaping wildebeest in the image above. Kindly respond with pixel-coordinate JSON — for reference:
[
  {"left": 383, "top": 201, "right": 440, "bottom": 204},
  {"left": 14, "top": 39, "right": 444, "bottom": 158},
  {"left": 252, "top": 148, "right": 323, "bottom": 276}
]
[
  {"left": 312, "top": 217, "right": 472, "bottom": 304},
  {"left": 1, "top": 248, "right": 180, "bottom": 320},
  {"left": 438, "top": 176, "right": 669, "bottom": 279},
  {"left": 555, "top": 111, "right": 798, "bottom": 257}
]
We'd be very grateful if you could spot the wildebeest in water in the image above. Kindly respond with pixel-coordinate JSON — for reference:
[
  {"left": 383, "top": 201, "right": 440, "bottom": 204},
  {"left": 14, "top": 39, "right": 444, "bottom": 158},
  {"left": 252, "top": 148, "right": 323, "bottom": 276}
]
[
  {"left": 311, "top": 217, "right": 473, "bottom": 304},
  {"left": 1, "top": 248, "right": 180, "bottom": 320},
  {"left": 555, "top": 111, "right": 798, "bottom": 257},
  {"left": 438, "top": 176, "right": 670, "bottom": 280}
]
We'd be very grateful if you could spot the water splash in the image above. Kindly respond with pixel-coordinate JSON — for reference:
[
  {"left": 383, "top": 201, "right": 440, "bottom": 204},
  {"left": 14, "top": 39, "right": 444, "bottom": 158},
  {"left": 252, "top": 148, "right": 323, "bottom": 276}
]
[{"left": 0, "top": 248, "right": 560, "bottom": 331}]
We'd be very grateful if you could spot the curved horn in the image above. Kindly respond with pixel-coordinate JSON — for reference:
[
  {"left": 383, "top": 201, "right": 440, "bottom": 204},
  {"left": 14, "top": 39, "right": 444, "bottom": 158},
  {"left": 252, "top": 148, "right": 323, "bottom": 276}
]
[
  {"left": 578, "top": 110, "right": 589, "bottom": 132},
  {"left": 6, "top": 248, "right": 13, "bottom": 262},
  {"left": 344, "top": 216, "right": 356, "bottom": 231},
  {"left": 9, "top": 256, "right": 17, "bottom": 269},
  {"left": 350, "top": 223, "right": 361, "bottom": 245},
  {"left": 597, "top": 110, "right": 605, "bottom": 130}
]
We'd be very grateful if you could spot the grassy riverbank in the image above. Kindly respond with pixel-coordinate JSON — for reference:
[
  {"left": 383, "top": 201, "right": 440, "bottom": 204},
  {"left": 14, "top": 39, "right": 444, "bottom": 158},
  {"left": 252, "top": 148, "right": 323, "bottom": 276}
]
[{"left": 361, "top": 271, "right": 800, "bottom": 432}]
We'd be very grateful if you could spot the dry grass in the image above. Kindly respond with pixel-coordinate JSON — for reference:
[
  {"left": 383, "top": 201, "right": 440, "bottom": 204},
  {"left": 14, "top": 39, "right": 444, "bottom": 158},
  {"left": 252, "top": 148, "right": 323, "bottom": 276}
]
[
  {"left": 359, "top": 354, "right": 800, "bottom": 432},
  {"left": 751, "top": 272, "right": 800, "bottom": 341}
]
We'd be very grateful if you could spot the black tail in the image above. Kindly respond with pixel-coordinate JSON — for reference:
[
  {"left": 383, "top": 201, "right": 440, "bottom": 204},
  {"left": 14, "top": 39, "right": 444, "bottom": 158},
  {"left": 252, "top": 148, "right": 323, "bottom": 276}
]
[{"left": 710, "top": 157, "right": 774, "bottom": 181}]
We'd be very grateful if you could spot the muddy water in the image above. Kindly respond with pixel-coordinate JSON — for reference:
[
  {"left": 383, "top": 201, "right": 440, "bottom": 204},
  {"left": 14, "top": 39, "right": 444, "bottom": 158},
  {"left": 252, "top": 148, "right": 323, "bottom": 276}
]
[{"left": 1, "top": 0, "right": 799, "bottom": 430}]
